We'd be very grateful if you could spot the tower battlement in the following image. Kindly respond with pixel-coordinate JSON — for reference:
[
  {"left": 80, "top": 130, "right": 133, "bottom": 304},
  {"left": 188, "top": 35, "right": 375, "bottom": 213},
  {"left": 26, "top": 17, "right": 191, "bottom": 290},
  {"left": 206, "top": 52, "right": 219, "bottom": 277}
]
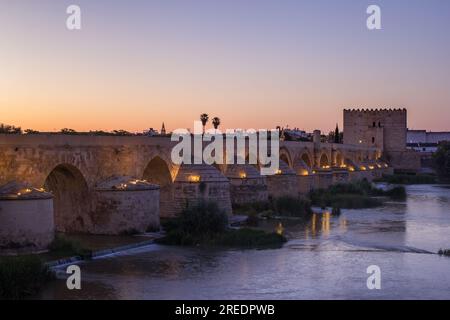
[{"left": 343, "top": 108, "right": 406, "bottom": 114}]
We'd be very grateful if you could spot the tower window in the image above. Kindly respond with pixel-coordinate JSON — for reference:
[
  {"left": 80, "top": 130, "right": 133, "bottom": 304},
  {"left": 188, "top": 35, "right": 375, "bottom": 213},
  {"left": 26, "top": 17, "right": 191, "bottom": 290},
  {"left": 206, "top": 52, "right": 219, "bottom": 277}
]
[
  {"left": 373, "top": 122, "right": 376, "bottom": 127},
  {"left": 378, "top": 121, "right": 381, "bottom": 127},
  {"left": 372, "top": 137, "right": 375, "bottom": 144}
]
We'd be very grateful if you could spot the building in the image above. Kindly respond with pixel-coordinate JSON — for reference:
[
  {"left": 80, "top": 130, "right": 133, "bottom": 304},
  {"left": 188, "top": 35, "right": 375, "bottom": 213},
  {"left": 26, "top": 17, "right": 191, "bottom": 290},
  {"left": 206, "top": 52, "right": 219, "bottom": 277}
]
[
  {"left": 281, "top": 128, "right": 310, "bottom": 141},
  {"left": 143, "top": 128, "right": 159, "bottom": 136},
  {"left": 407, "top": 130, "right": 450, "bottom": 153},
  {"left": 343, "top": 108, "right": 420, "bottom": 173}
]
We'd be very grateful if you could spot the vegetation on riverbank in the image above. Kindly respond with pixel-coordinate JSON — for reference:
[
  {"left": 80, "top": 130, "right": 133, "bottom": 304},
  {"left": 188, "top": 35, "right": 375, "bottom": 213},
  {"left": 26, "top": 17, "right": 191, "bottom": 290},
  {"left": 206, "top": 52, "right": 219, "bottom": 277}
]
[
  {"left": 434, "top": 142, "right": 450, "bottom": 182},
  {"left": 375, "top": 173, "right": 437, "bottom": 184},
  {"left": 308, "top": 179, "right": 406, "bottom": 209},
  {"left": 233, "top": 196, "right": 313, "bottom": 219},
  {"left": 0, "top": 255, "right": 53, "bottom": 299},
  {"left": 157, "top": 201, "right": 286, "bottom": 248},
  {"left": 438, "top": 249, "right": 450, "bottom": 257}
]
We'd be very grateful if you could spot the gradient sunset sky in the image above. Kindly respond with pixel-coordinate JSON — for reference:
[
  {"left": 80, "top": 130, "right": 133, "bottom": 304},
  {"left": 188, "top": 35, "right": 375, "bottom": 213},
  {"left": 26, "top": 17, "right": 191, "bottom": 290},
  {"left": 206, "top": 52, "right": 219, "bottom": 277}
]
[{"left": 1, "top": 0, "right": 450, "bottom": 133}]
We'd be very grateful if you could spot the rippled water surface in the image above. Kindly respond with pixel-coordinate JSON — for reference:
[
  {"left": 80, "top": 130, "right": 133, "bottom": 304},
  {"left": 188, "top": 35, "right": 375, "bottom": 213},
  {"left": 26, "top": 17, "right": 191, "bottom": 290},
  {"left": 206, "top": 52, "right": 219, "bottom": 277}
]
[{"left": 39, "top": 185, "right": 450, "bottom": 300}]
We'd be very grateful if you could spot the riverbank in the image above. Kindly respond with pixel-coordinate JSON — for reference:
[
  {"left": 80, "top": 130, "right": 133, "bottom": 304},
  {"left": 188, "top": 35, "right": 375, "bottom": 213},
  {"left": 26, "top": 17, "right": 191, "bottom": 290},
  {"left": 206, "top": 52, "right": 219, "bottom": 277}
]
[{"left": 0, "top": 233, "right": 163, "bottom": 299}]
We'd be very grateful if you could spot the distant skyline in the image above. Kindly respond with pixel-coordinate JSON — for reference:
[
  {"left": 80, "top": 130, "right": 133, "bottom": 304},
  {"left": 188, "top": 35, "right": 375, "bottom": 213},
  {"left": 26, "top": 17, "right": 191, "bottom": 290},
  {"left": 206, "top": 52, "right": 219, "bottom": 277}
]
[{"left": 1, "top": 0, "right": 450, "bottom": 133}]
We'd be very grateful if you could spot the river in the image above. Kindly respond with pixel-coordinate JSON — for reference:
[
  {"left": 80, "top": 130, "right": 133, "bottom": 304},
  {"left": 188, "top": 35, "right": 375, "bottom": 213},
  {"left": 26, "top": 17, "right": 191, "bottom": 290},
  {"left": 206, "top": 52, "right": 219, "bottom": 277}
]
[{"left": 39, "top": 184, "right": 450, "bottom": 300}]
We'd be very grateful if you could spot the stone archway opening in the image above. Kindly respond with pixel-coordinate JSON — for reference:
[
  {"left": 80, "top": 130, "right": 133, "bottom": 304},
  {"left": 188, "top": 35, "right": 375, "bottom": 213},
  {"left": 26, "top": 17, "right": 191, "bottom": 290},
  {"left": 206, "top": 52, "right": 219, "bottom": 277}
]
[
  {"left": 143, "top": 157, "right": 173, "bottom": 218},
  {"left": 280, "top": 153, "right": 291, "bottom": 168},
  {"left": 44, "top": 164, "right": 90, "bottom": 233},
  {"left": 301, "top": 153, "right": 312, "bottom": 168},
  {"left": 320, "top": 153, "right": 329, "bottom": 168}
]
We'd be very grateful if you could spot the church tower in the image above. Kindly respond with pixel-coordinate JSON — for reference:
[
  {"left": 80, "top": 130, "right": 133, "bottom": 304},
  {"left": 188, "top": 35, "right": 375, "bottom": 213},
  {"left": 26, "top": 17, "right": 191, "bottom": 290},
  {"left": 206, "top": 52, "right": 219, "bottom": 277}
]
[{"left": 161, "top": 122, "right": 166, "bottom": 135}]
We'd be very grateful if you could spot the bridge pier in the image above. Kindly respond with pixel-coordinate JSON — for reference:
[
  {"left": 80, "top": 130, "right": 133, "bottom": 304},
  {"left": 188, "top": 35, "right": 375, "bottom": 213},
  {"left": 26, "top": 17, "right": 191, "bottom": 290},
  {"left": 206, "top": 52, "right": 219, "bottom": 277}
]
[
  {"left": 0, "top": 182, "right": 54, "bottom": 253},
  {"left": 265, "top": 160, "right": 298, "bottom": 198},
  {"left": 172, "top": 164, "right": 232, "bottom": 216},
  {"left": 224, "top": 164, "right": 268, "bottom": 206},
  {"left": 314, "top": 170, "right": 334, "bottom": 189},
  {"left": 91, "top": 176, "right": 160, "bottom": 234}
]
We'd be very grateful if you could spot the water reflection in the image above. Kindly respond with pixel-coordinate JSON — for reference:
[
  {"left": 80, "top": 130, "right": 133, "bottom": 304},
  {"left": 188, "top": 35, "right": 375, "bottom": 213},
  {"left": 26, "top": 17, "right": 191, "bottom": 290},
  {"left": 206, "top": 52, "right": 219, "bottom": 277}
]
[{"left": 38, "top": 185, "right": 450, "bottom": 300}]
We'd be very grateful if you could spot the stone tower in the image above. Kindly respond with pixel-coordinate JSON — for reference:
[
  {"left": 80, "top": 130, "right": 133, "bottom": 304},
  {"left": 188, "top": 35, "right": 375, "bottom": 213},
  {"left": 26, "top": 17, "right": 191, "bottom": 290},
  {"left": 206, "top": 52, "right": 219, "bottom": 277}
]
[
  {"left": 343, "top": 108, "right": 407, "bottom": 152},
  {"left": 343, "top": 108, "right": 420, "bottom": 172},
  {"left": 161, "top": 122, "right": 166, "bottom": 135}
]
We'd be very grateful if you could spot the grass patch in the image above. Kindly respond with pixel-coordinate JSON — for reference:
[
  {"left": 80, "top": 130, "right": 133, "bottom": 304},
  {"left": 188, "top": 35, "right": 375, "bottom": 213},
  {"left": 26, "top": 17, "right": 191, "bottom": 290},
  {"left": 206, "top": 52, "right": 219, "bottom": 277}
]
[
  {"left": 48, "top": 235, "right": 92, "bottom": 259},
  {"left": 0, "top": 255, "right": 53, "bottom": 299},
  {"left": 157, "top": 201, "right": 286, "bottom": 248},
  {"left": 375, "top": 174, "right": 437, "bottom": 184},
  {"left": 309, "top": 179, "right": 406, "bottom": 209}
]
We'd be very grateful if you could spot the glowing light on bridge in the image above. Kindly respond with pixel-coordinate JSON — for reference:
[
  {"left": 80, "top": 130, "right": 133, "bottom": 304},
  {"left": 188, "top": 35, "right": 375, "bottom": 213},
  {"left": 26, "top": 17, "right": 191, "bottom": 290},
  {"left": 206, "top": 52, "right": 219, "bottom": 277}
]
[
  {"left": 188, "top": 175, "right": 201, "bottom": 183},
  {"left": 299, "top": 169, "right": 309, "bottom": 176}
]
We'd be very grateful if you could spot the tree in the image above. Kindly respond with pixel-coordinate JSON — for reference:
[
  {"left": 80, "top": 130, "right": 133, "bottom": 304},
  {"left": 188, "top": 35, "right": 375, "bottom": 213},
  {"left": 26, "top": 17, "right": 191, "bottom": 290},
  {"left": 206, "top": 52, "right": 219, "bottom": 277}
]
[
  {"left": 0, "top": 124, "right": 22, "bottom": 134},
  {"left": 200, "top": 113, "right": 209, "bottom": 134},
  {"left": 433, "top": 142, "right": 450, "bottom": 181},
  {"left": 60, "top": 128, "right": 77, "bottom": 135},
  {"left": 334, "top": 124, "right": 340, "bottom": 143},
  {"left": 212, "top": 117, "right": 220, "bottom": 133},
  {"left": 112, "top": 129, "right": 132, "bottom": 136},
  {"left": 24, "top": 129, "right": 39, "bottom": 134}
]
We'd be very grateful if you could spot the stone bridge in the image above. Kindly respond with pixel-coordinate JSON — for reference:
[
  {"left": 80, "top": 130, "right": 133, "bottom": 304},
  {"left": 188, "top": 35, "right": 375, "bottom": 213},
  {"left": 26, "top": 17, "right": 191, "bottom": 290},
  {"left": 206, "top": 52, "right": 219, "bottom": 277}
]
[{"left": 0, "top": 133, "right": 388, "bottom": 251}]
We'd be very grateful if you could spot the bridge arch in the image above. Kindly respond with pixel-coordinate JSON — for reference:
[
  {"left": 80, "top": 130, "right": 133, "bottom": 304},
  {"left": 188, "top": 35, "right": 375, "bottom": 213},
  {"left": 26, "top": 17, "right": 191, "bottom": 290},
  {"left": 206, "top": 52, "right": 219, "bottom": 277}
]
[
  {"left": 44, "top": 163, "right": 90, "bottom": 233},
  {"left": 280, "top": 147, "right": 293, "bottom": 168},
  {"left": 142, "top": 156, "right": 173, "bottom": 218},
  {"left": 300, "top": 150, "right": 313, "bottom": 168},
  {"left": 335, "top": 151, "right": 344, "bottom": 167},
  {"left": 319, "top": 153, "right": 330, "bottom": 168}
]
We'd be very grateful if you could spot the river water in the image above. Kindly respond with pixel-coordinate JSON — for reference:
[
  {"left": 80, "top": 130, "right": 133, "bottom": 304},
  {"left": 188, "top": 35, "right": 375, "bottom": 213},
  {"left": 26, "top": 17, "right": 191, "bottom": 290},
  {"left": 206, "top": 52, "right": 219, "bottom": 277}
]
[{"left": 39, "top": 185, "right": 450, "bottom": 300}]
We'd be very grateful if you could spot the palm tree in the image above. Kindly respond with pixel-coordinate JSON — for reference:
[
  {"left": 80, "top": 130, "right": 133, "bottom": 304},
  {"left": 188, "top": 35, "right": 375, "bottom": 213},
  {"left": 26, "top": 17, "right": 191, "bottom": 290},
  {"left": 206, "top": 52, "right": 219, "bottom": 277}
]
[
  {"left": 200, "top": 113, "right": 209, "bottom": 134},
  {"left": 212, "top": 117, "right": 221, "bottom": 133}
]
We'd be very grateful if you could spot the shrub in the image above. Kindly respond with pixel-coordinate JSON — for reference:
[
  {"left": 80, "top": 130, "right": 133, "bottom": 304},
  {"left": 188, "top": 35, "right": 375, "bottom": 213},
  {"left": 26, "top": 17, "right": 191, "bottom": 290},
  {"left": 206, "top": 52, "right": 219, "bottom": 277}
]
[
  {"left": 309, "top": 180, "right": 406, "bottom": 208},
  {"left": 158, "top": 201, "right": 229, "bottom": 245},
  {"left": 158, "top": 201, "right": 286, "bottom": 248},
  {"left": 0, "top": 255, "right": 53, "bottom": 299},
  {"left": 178, "top": 201, "right": 229, "bottom": 235},
  {"left": 438, "top": 249, "right": 450, "bottom": 256}
]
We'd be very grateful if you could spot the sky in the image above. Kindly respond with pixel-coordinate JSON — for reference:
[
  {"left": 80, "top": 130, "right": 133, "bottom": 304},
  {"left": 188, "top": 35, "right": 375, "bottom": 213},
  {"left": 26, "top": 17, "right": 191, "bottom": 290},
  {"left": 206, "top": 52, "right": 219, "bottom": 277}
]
[{"left": 1, "top": 0, "right": 450, "bottom": 133}]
